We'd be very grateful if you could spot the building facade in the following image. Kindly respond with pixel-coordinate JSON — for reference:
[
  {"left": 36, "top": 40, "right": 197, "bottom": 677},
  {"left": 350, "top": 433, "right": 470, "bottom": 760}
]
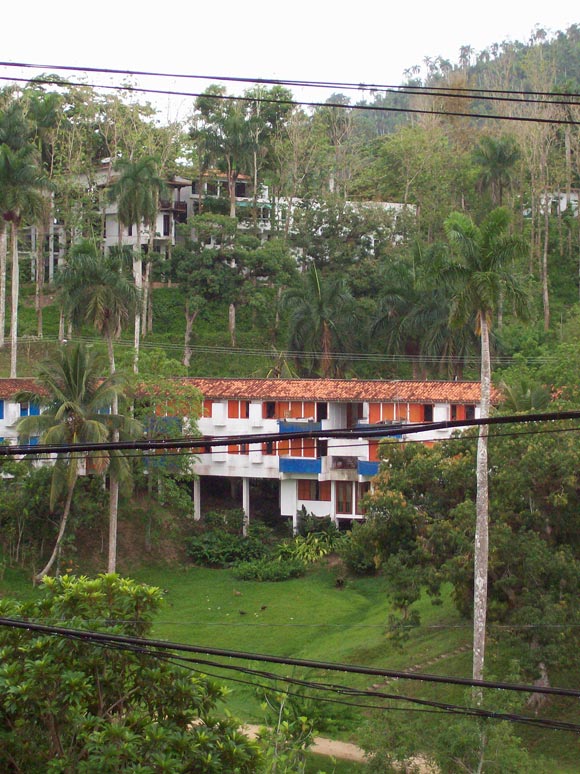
[
  {"left": 0, "top": 377, "right": 493, "bottom": 529},
  {"left": 183, "top": 378, "right": 490, "bottom": 529}
]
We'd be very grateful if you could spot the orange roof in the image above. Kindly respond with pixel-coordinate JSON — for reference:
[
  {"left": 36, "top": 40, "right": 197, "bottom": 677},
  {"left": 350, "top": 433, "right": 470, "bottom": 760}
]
[
  {"left": 159, "top": 378, "right": 496, "bottom": 404},
  {"left": 0, "top": 378, "right": 42, "bottom": 399},
  {"left": 0, "top": 377, "right": 497, "bottom": 404}
]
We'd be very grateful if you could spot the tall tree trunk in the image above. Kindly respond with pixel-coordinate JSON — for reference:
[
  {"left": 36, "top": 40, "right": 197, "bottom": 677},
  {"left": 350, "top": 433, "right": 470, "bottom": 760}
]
[
  {"left": 0, "top": 224, "right": 6, "bottom": 348},
  {"left": 229, "top": 302, "right": 236, "bottom": 347},
  {"left": 10, "top": 221, "right": 19, "bottom": 378},
  {"left": 35, "top": 224, "right": 45, "bottom": 338},
  {"left": 542, "top": 202, "right": 550, "bottom": 332},
  {"left": 183, "top": 303, "right": 199, "bottom": 367},
  {"left": 473, "top": 312, "right": 491, "bottom": 686},
  {"left": 35, "top": 473, "right": 78, "bottom": 582},
  {"left": 108, "top": 472, "right": 120, "bottom": 573},
  {"left": 107, "top": 387, "right": 120, "bottom": 573},
  {"left": 133, "top": 224, "right": 142, "bottom": 374}
]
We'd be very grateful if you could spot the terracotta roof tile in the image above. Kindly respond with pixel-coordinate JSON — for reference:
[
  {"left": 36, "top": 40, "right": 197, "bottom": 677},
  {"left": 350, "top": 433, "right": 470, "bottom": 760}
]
[
  {"left": 0, "top": 378, "right": 42, "bottom": 399},
  {"left": 151, "top": 378, "right": 497, "bottom": 404},
  {"left": 0, "top": 377, "right": 497, "bottom": 404}
]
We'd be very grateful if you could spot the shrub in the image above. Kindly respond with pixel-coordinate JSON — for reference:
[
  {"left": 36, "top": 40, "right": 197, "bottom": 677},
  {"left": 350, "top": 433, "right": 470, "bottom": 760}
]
[
  {"left": 338, "top": 520, "right": 385, "bottom": 575},
  {"left": 233, "top": 557, "right": 305, "bottom": 582},
  {"left": 277, "top": 530, "right": 344, "bottom": 564},
  {"left": 186, "top": 529, "right": 268, "bottom": 567}
]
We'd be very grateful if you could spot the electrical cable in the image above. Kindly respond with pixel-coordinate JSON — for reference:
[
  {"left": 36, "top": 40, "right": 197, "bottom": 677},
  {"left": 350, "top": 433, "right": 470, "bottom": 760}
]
[
  {"left": 2, "top": 615, "right": 579, "bottom": 699},
  {"left": 2, "top": 615, "right": 579, "bottom": 732},
  {"left": 3, "top": 61, "right": 580, "bottom": 105},
  {"left": 3, "top": 410, "right": 580, "bottom": 457},
  {"left": 0, "top": 74, "right": 578, "bottom": 126}
]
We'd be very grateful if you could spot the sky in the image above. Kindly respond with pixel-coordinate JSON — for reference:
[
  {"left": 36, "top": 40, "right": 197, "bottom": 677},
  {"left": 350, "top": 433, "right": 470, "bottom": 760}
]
[{"left": 2, "top": 2, "right": 578, "bottom": 121}]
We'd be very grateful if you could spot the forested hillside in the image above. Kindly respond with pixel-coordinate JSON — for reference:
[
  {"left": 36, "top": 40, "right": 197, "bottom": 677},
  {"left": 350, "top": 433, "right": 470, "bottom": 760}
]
[{"left": 0, "top": 23, "right": 579, "bottom": 381}]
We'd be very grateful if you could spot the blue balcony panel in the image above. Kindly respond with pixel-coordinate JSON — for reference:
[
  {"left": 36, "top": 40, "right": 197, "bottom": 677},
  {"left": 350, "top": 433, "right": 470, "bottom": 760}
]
[
  {"left": 277, "top": 420, "right": 321, "bottom": 434},
  {"left": 279, "top": 457, "right": 322, "bottom": 474},
  {"left": 358, "top": 460, "right": 380, "bottom": 477}
]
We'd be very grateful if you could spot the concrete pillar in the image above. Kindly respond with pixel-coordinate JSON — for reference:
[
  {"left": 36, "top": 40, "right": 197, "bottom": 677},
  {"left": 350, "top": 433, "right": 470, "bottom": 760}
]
[
  {"left": 193, "top": 478, "right": 201, "bottom": 521},
  {"left": 330, "top": 481, "right": 337, "bottom": 525},
  {"left": 242, "top": 477, "right": 250, "bottom": 536}
]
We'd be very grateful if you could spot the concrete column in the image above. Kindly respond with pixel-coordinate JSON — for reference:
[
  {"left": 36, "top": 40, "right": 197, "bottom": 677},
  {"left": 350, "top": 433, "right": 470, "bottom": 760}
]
[
  {"left": 193, "top": 478, "right": 201, "bottom": 521},
  {"left": 330, "top": 481, "right": 337, "bottom": 525},
  {"left": 242, "top": 477, "right": 250, "bottom": 536}
]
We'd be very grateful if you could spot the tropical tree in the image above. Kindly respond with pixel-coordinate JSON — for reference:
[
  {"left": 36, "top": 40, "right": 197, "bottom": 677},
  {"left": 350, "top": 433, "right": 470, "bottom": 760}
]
[
  {"left": 282, "top": 266, "right": 355, "bottom": 377},
  {"left": 194, "top": 87, "right": 253, "bottom": 218},
  {"left": 0, "top": 574, "right": 260, "bottom": 773},
  {"left": 443, "top": 207, "right": 529, "bottom": 682},
  {"left": 14, "top": 343, "right": 136, "bottom": 581},
  {"left": 473, "top": 134, "right": 520, "bottom": 208},
  {"left": 56, "top": 243, "right": 140, "bottom": 571},
  {"left": 57, "top": 241, "right": 138, "bottom": 374},
  {"left": 108, "top": 156, "right": 166, "bottom": 372},
  {"left": 0, "top": 143, "right": 46, "bottom": 377}
]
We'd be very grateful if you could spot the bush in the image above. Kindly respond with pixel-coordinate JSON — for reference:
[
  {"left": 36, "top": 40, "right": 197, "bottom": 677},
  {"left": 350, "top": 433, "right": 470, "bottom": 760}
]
[
  {"left": 276, "top": 530, "right": 344, "bottom": 564},
  {"left": 186, "top": 529, "right": 269, "bottom": 567},
  {"left": 233, "top": 557, "right": 305, "bottom": 582},
  {"left": 338, "top": 520, "right": 385, "bottom": 575}
]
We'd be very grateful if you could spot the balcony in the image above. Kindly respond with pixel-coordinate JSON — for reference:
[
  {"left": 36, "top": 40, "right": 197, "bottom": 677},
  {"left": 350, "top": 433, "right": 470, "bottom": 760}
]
[
  {"left": 159, "top": 200, "right": 187, "bottom": 214},
  {"left": 358, "top": 460, "right": 380, "bottom": 477},
  {"left": 331, "top": 456, "right": 358, "bottom": 470},
  {"left": 279, "top": 457, "right": 322, "bottom": 474},
  {"left": 278, "top": 419, "right": 321, "bottom": 434}
]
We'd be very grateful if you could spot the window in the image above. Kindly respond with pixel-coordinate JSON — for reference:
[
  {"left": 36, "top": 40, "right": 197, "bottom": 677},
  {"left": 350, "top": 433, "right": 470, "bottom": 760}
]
[
  {"left": 163, "top": 214, "right": 170, "bottom": 236},
  {"left": 297, "top": 480, "right": 331, "bottom": 501},
  {"left": 465, "top": 405, "right": 476, "bottom": 420},
  {"left": 336, "top": 481, "right": 353, "bottom": 514},
  {"left": 128, "top": 224, "right": 133, "bottom": 237},
  {"left": 316, "top": 402, "right": 328, "bottom": 421},
  {"left": 0, "top": 400, "right": 3, "bottom": 420},
  {"left": 20, "top": 402, "right": 40, "bottom": 417},
  {"left": 264, "top": 401, "right": 276, "bottom": 419},
  {"left": 228, "top": 400, "right": 250, "bottom": 419},
  {"left": 263, "top": 440, "right": 276, "bottom": 455},
  {"left": 356, "top": 482, "right": 370, "bottom": 514},
  {"left": 423, "top": 404, "right": 434, "bottom": 422},
  {"left": 450, "top": 404, "right": 458, "bottom": 421}
]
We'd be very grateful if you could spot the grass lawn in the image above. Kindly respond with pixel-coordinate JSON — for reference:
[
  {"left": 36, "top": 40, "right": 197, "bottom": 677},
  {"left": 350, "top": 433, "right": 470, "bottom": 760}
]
[{"left": 2, "top": 562, "right": 578, "bottom": 771}]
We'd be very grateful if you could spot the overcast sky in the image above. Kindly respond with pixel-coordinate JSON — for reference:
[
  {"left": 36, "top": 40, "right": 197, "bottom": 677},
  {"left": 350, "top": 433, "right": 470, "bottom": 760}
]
[{"left": 2, "top": 2, "right": 577, "bottom": 121}]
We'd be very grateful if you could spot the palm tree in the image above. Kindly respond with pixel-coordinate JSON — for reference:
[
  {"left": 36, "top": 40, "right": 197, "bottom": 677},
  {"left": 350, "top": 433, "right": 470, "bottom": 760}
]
[
  {"left": 56, "top": 242, "right": 140, "bottom": 572},
  {"left": 15, "top": 343, "right": 133, "bottom": 581},
  {"left": 0, "top": 143, "right": 46, "bottom": 377},
  {"left": 57, "top": 241, "right": 139, "bottom": 374},
  {"left": 443, "top": 207, "right": 529, "bottom": 682},
  {"left": 473, "top": 134, "right": 520, "bottom": 208},
  {"left": 282, "top": 266, "right": 355, "bottom": 377},
  {"left": 108, "top": 156, "right": 166, "bottom": 372},
  {"left": 372, "top": 250, "right": 478, "bottom": 379}
]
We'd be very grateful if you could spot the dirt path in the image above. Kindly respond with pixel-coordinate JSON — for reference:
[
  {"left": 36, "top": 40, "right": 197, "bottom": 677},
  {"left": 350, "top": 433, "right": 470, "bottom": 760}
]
[{"left": 242, "top": 724, "right": 366, "bottom": 761}]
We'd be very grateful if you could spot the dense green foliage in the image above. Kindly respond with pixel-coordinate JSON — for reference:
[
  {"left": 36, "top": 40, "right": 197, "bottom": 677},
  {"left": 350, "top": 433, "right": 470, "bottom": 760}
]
[{"left": 0, "top": 574, "right": 260, "bottom": 773}]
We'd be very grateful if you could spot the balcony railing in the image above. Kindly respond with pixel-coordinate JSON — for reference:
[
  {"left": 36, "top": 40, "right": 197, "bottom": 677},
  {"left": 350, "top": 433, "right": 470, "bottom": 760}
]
[{"left": 279, "top": 457, "right": 322, "bottom": 474}]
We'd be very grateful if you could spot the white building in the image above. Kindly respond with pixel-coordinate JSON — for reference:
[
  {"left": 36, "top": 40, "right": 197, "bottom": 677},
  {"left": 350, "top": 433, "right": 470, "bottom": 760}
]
[
  {"left": 0, "top": 377, "right": 493, "bottom": 528},
  {"left": 169, "top": 377, "right": 490, "bottom": 530}
]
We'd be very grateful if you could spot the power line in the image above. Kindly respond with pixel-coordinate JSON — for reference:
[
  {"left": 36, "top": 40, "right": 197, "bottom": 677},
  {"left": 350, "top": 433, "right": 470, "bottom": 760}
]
[
  {"left": 2, "top": 615, "right": 578, "bottom": 699},
  {"left": 4, "top": 410, "right": 580, "bottom": 457},
  {"left": 3, "top": 61, "right": 580, "bottom": 105},
  {"left": 12, "top": 332, "right": 567, "bottom": 367},
  {"left": 1, "top": 73, "right": 578, "bottom": 126}
]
